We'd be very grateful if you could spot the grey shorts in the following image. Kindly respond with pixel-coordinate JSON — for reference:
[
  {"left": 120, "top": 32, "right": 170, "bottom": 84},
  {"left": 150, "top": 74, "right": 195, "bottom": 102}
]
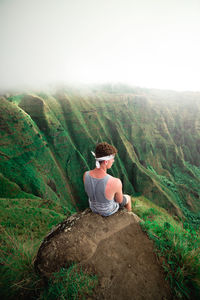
[{"left": 119, "top": 195, "right": 129, "bottom": 208}]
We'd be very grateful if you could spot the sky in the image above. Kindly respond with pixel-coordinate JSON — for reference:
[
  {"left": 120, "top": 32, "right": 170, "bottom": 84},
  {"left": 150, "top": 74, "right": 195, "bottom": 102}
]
[{"left": 0, "top": 0, "right": 200, "bottom": 91}]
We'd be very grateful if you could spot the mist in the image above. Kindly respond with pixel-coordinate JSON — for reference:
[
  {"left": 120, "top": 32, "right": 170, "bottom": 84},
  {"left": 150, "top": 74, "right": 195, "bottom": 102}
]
[{"left": 0, "top": 0, "right": 200, "bottom": 92}]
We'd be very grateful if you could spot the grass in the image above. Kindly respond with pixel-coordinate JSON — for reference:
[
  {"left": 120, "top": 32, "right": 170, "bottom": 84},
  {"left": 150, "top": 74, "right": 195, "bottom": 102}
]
[
  {"left": 0, "top": 198, "right": 79, "bottom": 299},
  {"left": 147, "top": 164, "right": 200, "bottom": 226},
  {"left": 1, "top": 194, "right": 199, "bottom": 299},
  {"left": 132, "top": 196, "right": 200, "bottom": 300},
  {"left": 0, "top": 225, "right": 97, "bottom": 300},
  {"left": 40, "top": 264, "right": 97, "bottom": 300},
  {"left": 0, "top": 227, "right": 42, "bottom": 299}
]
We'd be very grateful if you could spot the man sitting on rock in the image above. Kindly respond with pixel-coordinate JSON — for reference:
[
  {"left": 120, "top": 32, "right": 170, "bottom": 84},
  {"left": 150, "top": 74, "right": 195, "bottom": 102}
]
[{"left": 83, "top": 142, "right": 131, "bottom": 216}]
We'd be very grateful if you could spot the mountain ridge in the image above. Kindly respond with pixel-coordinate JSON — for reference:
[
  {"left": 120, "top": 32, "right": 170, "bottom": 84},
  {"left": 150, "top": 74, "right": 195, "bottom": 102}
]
[{"left": 1, "top": 87, "right": 199, "bottom": 221}]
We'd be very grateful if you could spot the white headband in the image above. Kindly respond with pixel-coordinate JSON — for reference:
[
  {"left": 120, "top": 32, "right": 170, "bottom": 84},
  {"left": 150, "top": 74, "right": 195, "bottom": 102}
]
[{"left": 91, "top": 151, "right": 115, "bottom": 168}]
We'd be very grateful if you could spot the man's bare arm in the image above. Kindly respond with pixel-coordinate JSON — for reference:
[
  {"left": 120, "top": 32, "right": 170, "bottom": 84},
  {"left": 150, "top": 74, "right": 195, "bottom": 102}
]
[{"left": 114, "top": 178, "right": 123, "bottom": 204}]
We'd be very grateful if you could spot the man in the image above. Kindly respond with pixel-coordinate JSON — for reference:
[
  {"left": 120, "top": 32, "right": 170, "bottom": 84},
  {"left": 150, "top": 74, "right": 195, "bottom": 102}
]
[{"left": 83, "top": 142, "right": 131, "bottom": 216}]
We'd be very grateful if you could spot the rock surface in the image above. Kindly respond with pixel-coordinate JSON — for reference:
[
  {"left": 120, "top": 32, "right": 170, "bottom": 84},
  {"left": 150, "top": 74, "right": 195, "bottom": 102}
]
[{"left": 35, "top": 208, "right": 172, "bottom": 300}]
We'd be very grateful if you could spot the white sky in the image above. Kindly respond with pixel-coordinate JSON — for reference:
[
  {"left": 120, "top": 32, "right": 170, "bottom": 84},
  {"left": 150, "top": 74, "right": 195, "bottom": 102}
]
[{"left": 0, "top": 0, "right": 200, "bottom": 91}]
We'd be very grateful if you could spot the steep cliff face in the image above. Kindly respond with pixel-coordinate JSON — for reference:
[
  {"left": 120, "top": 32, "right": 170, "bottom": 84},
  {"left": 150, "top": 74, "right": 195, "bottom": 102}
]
[{"left": 0, "top": 87, "right": 200, "bottom": 223}]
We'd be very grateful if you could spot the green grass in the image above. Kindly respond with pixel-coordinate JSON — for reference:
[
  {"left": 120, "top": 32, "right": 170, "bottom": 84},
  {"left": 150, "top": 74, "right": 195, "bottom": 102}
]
[
  {"left": 0, "top": 226, "right": 97, "bottom": 300},
  {"left": 0, "top": 97, "right": 76, "bottom": 207},
  {"left": 0, "top": 198, "right": 77, "bottom": 299},
  {"left": 1, "top": 88, "right": 200, "bottom": 299},
  {"left": 1, "top": 194, "right": 199, "bottom": 299},
  {"left": 0, "top": 228, "right": 42, "bottom": 299},
  {"left": 7, "top": 94, "right": 25, "bottom": 105},
  {"left": 132, "top": 196, "right": 200, "bottom": 299},
  {"left": 40, "top": 264, "right": 97, "bottom": 300},
  {"left": 147, "top": 165, "right": 200, "bottom": 226},
  {"left": 0, "top": 173, "right": 41, "bottom": 199}
]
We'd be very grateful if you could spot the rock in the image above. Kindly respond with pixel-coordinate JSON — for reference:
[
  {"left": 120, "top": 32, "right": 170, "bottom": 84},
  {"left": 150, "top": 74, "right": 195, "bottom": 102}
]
[{"left": 34, "top": 208, "right": 172, "bottom": 300}]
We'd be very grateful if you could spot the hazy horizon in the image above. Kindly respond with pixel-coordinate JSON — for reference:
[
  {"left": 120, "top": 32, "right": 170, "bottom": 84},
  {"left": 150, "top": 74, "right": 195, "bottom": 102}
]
[{"left": 1, "top": 0, "right": 200, "bottom": 92}]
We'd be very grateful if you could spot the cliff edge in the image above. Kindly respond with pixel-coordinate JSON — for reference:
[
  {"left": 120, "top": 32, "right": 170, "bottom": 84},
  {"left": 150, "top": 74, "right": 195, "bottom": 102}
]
[{"left": 35, "top": 209, "right": 172, "bottom": 300}]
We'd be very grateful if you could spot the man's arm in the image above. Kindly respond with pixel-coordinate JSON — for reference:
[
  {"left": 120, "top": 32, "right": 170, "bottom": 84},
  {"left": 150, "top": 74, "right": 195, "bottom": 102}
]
[
  {"left": 83, "top": 171, "right": 87, "bottom": 183},
  {"left": 114, "top": 178, "right": 123, "bottom": 204}
]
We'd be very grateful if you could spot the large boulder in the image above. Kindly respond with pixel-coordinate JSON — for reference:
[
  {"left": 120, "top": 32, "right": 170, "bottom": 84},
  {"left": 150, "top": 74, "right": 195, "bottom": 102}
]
[{"left": 35, "top": 208, "right": 172, "bottom": 300}]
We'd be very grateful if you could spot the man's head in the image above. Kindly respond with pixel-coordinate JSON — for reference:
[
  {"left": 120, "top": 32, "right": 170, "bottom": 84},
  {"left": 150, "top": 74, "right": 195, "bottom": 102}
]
[
  {"left": 93, "top": 142, "right": 117, "bottom": 169},
  {"left": 95, "top": 142, "right": 118, "bottom": 158}
]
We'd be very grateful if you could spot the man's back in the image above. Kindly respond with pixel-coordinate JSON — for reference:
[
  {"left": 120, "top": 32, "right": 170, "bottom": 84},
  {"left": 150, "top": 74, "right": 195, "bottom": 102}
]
[
  {"left": 84, "top": 171, "right": 119, "bottom": 216},
  {"left": 84, "top": 170, "right": 123, "bottom": 202}
]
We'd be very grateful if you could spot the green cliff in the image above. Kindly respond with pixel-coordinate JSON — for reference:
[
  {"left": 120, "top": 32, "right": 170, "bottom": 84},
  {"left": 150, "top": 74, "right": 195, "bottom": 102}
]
[
  {"left": 0, "top": 85, "right": 200, "bottom": 299},
  {"left": 1, "top": 86, "right": 199, "bottom": 223}
]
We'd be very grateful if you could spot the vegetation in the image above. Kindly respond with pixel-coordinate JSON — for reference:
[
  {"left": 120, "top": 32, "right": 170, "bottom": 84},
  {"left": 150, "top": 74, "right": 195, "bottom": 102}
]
[
  {"left": 133, "top": 196, "right": 200, "bottom": 299},
  {"left": 0, "top": 86, "right": 200, "bottom": 298},
  {"left": 40, "top": 264, "right": 97, "bottom": 300},
  {"left": 147, "top": 165, "right": 200, "bottom": 228},
  {"left": 1, "top": 88, "right": 200, "bottom": 213},
  {"left": 1, "top": 195, "right": 199, "bottom": 299},
  {"left": 0, "top": 198, "right": 95, "bottom": 299}
]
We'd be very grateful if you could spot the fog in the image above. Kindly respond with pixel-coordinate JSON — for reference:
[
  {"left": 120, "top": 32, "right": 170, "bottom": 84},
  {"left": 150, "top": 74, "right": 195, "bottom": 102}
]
[{"left": 0, "top": 0, "right": 200, "bottom": 92}]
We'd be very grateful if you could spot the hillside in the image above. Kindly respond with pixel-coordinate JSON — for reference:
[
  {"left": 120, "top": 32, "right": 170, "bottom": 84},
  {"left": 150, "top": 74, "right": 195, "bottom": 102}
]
[
  {"left": 0, "top": 85, "right": 200, "bottom": 299},
  {"left": 0, "top": 86, "right": 200, "bottom": 224}
]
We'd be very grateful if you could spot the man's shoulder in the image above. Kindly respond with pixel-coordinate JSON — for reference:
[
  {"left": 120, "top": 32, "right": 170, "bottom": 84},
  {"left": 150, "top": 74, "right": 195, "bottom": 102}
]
[
  {"left": 83, "top": 171, "right": 89, "bottom": 182},
  {"left": 108, "top": 176, "right": 122, "bottom": 186}
]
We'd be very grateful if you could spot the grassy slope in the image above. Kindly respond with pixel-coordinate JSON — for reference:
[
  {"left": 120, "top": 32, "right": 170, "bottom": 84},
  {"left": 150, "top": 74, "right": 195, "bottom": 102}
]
[
  {"left": 0, "top": 86, "right": 200, "bottom": 299},
  {"left": 0, "top": 197, "right": 69, "bottom": 299},
  {"left": 1, "top": 88, "right": 200, "bottom": 218},
  {"left": 54, "top": 89, "right": 200, "bottom": 220},
  {"left": 132, "top": 195, "right": 200, "bottom": 299},
  {"left": 0, "top": 97, "right": 75, "bottom": 210},
  {"left": 0, "top": 195, "right": 199, "bottom": 299}
]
